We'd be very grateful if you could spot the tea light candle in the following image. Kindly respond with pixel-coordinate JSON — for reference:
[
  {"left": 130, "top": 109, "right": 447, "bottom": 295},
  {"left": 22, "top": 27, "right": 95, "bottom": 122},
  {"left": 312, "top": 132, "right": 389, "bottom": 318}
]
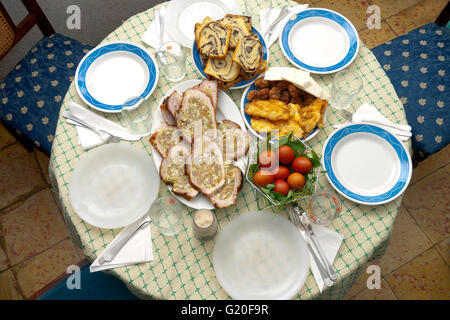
[{"left": 192, "top": 210, "right": 218, "bottom": 240}]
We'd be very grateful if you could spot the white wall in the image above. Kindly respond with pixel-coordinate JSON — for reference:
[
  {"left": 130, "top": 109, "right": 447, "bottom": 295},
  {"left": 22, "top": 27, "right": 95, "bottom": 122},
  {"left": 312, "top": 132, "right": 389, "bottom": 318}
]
[{"left": 1, "top": 0, "right": 163, "bottom": 80}]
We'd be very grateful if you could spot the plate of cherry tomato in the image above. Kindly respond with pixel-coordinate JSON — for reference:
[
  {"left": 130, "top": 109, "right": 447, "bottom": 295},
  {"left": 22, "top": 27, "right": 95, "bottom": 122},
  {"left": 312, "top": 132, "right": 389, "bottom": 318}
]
[{"left": 246, "top": 133, "right": 322, "bottom": 207}]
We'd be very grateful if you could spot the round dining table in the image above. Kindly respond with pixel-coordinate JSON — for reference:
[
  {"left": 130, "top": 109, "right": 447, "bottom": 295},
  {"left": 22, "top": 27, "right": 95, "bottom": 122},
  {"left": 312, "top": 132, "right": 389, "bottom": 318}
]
[{"left": 49, "top": 0, "right": 411, "bottom": 300}]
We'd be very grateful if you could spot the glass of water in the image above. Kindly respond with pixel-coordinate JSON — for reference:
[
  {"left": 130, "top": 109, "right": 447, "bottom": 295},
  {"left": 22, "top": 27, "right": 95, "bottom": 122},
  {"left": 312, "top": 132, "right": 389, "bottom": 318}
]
[
  {"left": 244, "top": 0, "right": 272, "bottom": 30},
  {"left": 329, "top": 68, "right": 363, "bottom": 110},
  {"left": 156, "top": 41, "right": 186, "bottom": 82},
  {"left": 149, "top": 195, "right": 183, "bottom": 236},
  {"left": 121, "top": 96, "right": 154, "bottom": 137},
  {"left": 306, "top": 190, "right": 342, "bottom": 226}
]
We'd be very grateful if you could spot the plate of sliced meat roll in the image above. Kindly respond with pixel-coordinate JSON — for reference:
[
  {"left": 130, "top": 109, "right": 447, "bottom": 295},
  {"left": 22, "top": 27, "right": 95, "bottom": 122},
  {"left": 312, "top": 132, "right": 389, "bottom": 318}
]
[{"left": 150, "top": 79, "right": 250, "bottom": 210}]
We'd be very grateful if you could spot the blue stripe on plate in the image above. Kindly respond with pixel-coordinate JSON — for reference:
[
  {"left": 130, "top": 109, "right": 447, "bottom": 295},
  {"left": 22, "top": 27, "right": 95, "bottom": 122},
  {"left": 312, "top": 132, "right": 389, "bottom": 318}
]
[
  {"left": 281, "top": 9, "right": 359, "bottom": 73},
  {"left": 192, "top": 27, "right": 268, "bottom": 89},
  {"left": 77, "top": 43, "right": 157, "bottom": 111},
  {"left": 322, "top": 124, "right": 411, "bottom": 204}
]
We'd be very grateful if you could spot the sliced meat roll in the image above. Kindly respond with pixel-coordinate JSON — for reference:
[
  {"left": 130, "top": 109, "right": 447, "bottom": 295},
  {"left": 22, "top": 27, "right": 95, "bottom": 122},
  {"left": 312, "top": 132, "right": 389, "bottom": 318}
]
[
  {"left": 160, "top": 144, "right": 198, "bottom": 200},
  {"left": 187, "top": 136, "right": 225, "bottom": 196},
  {"left": 149, "top": 123, "right": 183, "bottom": 158},
  {"left": 196, "top": 79, "right": 219, "bottom": 111},
  {"left": 176, "top": 88, "right": 217, "bottom": 142},
  {"left": 162, "top": 91, "right": 182, "bottom": 123},
  {"left": 217, "top": 120, "right": 250, "bottom": 162},
  {"left": 209, "top": 165, "right": 243, "bottom": 208}
]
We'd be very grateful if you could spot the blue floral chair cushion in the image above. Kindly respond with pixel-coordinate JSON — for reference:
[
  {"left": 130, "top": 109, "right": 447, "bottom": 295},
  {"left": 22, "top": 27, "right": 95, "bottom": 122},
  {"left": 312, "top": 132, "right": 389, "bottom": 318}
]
[
  {"left": 372, "top": 23, "right": 449, "bottom": 159},
  {"left": 0, "top": 33, "right": 92, "bottom": 153}
]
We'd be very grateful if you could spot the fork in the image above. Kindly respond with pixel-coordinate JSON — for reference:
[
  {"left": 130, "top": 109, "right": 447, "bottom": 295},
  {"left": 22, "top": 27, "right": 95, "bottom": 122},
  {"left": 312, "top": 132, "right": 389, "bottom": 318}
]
[
  {"left": 289, "top": 209, "right": 333, "bottom": 287},
  {"left": 63, "top": 112, "right": 120, "bottom": 143},
  {"left": 263, "top": 6, "right": 292, "bottom": 44},
  {"left": 341, "top": 109, "right": 412, "bottom": 133}
]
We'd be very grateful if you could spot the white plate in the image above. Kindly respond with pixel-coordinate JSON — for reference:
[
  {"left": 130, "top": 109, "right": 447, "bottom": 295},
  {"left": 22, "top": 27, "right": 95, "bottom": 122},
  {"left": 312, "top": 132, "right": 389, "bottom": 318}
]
[
  {"left": 322, "top": 123, "right": 412, "bottom": 205},
  {"left": 68, "top": 143, "right": 159, "bottom": 229},
  {"left": 75, "top": 42, "right": 159, "bottom": 113},
  {"left": 213, "top": 211, "right": 310, "bottom": 300},
  {"left": 165, "top": 0, "right": 241, "bottom": 48},
  {"left": 280, "top": 8, "right": 359, "bottom": 74},
  {"left": 150, "top": 79, "right": 247, "bottom": 210},
  {"left": 240, "top": 80, "right": 327, "bottom": 141}
]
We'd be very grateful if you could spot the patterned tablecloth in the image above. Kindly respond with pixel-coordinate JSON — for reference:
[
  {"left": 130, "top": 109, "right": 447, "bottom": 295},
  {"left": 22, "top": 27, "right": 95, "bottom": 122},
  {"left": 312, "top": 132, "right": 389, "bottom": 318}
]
[{"left": 49, "top": 0, "right": 411, "bottom": 300}]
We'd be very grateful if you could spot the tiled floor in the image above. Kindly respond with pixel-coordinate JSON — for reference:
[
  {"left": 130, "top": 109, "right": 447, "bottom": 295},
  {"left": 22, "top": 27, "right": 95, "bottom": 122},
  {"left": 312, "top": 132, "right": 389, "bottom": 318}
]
[{"left": 0, "top": 0, "right": 449, "bottom": 300}]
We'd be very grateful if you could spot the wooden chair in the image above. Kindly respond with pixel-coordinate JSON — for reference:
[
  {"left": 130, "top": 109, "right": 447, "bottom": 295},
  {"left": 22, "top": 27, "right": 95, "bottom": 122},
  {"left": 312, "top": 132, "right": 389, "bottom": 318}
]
[{"left": 0, "top": 0, "right": 92, "bottom": 155}]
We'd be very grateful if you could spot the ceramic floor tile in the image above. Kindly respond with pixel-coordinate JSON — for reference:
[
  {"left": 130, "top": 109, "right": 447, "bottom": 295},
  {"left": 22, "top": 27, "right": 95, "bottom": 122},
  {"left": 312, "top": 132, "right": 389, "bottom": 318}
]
[
  {"left": 402, "top": 168, "right": 450, "bottom": 244},
  {"left": 35, "top": 150, "right": 50, "bottom": 184},
  {"left": 435, "top": 238, "right": 449, "bottom": 266},
  {"left": 311, "top": 0, "right": 371, "bottom": 30},
  {"left": 0, "top": 246, "right": 10, "bottom": 272},
  {"left": 370, "top": 0, "right": 422, "bottom": 20},
  {"left": 0, "top": 144, "right": 46, "bottom": 209},
  {"left": 351, "top": 278, "right": 397, "bottom": 300},
  {"left": 410, "top": 153, "right": 443, "bottom": 185},
  {"left": 0, "top": 124, "right": 16, "bottom": 150},
  {"left": 431, "top": 143, "right": 450, "bottom": 168},
  {"left": 0, "top": 188, "right": 70, "bottom": 266},
  {"left": 385, "top": 248, "right": 450, "bottom": 299},
  {"left": 359, "top": 22, "right": 398, "bottom": 49},
  {"left": 386, "top": 0, "right": 449, "bottom": 36},
  {"left": 14, "top": 239, "right": 80, "bottom": 299},
  {"left": 0, "top": 269, "right": 22, "bottom": 299},
  {"left": 371, "top": 205, "right": 433, "bottom": 275}
]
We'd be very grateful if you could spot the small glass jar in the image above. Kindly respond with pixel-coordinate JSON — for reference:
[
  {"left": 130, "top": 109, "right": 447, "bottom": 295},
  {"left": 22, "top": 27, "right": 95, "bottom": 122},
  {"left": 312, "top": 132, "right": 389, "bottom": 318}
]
[{"left": 192, "top": 210, "right": 218, "bottom": 240}]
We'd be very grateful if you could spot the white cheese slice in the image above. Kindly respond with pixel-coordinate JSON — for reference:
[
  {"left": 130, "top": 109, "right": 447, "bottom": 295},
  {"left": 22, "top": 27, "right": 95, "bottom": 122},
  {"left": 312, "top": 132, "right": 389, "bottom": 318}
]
[{"left": 264, "top": 67, "right": 329, "bottom": 100}]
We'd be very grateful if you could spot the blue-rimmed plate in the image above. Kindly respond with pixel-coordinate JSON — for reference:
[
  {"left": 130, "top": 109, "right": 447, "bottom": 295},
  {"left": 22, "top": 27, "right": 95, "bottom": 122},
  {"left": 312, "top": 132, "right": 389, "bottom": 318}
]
[
  {"left": 322, "top": 123, "right": 412, "bottom": 205},
  {"left": 240, "top": 79, "right": 327, "bottom": 141},
  {"left": 75, "top": 41, "right": 159, "bottom": 113},
  {"left": 280, "top": 8, "right": 359, "bottom": 74},
  {"left": 192, "top": 27, "right": 269, "bottom": 89}
]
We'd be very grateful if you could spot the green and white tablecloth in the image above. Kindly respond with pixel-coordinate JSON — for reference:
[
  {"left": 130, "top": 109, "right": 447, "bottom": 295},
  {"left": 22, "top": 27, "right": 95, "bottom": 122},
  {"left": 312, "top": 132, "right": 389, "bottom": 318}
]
[{"left": 49, "top": 0, "right": 411, "bottom": 300}]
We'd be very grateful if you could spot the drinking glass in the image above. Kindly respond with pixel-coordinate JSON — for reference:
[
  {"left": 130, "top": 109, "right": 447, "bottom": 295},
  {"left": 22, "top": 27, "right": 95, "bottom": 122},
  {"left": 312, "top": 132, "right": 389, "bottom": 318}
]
[
  {"left": 156, "top": 41, "right": 186, "bottom": 82},
  {"left": 121, "top": 96, "right": 154, "bottom": 137},
  {"left": 306, "top": 191, "right": 342, "bottom": 226},
  {"left": 149, "top": 195, "right": 183, "bottom": 236},
  {"left": 244, "top": 0, "right": 273, "bottom": 30},
  {"left": 329, "top": 68, "right": 363, "bottom": 110}
]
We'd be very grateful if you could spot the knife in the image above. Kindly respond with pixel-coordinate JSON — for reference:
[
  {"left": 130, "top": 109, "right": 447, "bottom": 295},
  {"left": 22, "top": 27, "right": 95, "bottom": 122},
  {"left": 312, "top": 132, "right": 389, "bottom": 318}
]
[{"left": 63, "top": 107, "right": 141, "bottom": 141}]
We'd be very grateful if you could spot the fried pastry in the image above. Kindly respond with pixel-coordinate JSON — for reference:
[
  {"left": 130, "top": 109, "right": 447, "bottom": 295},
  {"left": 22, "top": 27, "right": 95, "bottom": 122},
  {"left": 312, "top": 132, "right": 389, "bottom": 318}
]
[{"left": 245, "top": 99, "right": 295, "bottom": 121}]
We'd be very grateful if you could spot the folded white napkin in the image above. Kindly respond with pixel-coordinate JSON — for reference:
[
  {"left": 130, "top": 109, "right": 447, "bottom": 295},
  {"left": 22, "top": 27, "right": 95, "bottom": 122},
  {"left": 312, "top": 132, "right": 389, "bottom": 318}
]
[
  {"left": 141, "top": 0, "right": 242, "bottom": 49},
  {"left": 333, "top": 103, "right": 412, "bottom": 141},
  {"left": 90, "top": 215, "right": 153, "bottom": 273},
  {"left": 260, "top": 4, "right": 309, "bottom": 47},
  {"left": 300, "top": 224, "right": 343, "bottom": 293},
  {"left": 67, "top": 102, "right": 136, "bottom": 149}
]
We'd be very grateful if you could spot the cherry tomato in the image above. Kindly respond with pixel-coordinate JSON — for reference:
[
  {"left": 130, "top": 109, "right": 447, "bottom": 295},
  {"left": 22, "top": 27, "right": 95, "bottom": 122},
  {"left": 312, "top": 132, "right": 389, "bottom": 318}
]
[
  {"left": 253, "top": 170, "right": 275, "bottom": 187},
  {"left": 272, "top": 165, "right": 290, "bottom": 180},
  {"left": 277, "top": 145, "right": 295, "bottom": 165},
  {"left": 258, "top": 150, "right": 277, "bottom": 168},
  {"left": 273, "top": 179, "right": 290, "bottom": 196},
  {"left": 292, "top": 157, "right": 313, "bottom": 174},
  {"left": 287, "top": 172, "right": 306, "bottom": 190}
]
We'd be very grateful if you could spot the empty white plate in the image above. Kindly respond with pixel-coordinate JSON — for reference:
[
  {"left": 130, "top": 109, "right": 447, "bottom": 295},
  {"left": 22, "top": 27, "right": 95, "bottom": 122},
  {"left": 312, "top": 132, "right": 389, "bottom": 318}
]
[
  {"left": 165, "top": 0, "right": 240, "bottom": 48},
  {"left": 213, "top": 211, "right": 310, "bottom": 300},
  {"left": 75, "top": 42, "right": 159, "bottom": 113},
  {"left": 322, "top": 123, "right": 412, "bottom": 205},
  {"left": 68, "top": 143, "right": 159, "bottom": 229},
  {"left": 280, "top": 8, "right": 359, "bottom": 73}
]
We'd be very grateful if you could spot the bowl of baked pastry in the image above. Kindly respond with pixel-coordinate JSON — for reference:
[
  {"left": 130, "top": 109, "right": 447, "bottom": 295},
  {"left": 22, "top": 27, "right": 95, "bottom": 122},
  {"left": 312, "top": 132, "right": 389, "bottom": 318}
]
[{"left": 192, "top": 14, "right": 269, "bottom": 90}]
